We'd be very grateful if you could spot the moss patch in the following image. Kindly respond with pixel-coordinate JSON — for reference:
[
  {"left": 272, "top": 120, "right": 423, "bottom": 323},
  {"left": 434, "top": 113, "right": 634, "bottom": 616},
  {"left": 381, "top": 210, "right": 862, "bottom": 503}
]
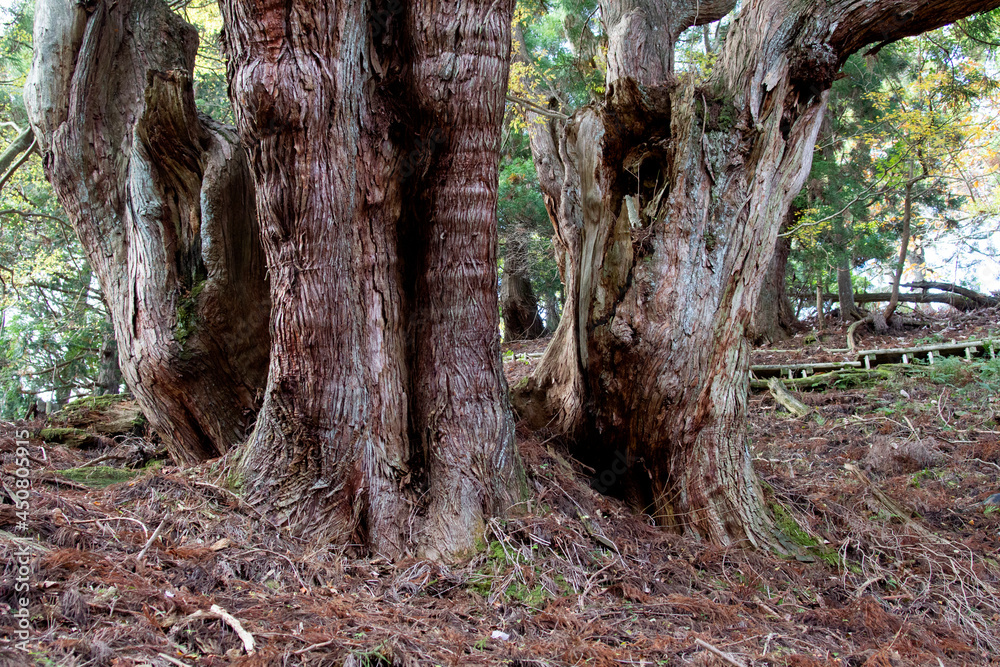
[
  {"left": 39, "top": 428, "right": 98, "bottom": 447},
  {"left": 772, "top": 503, "right": 817, "bottom": 548},
  {"left": 58, "top": 466, "right": 140, "bottom": 488},
  {"left": 63, "top": 394, "right": 133, "bottom": 412},
  {"left": 174, "top": 280, "right": 207, "bottom": 349}
]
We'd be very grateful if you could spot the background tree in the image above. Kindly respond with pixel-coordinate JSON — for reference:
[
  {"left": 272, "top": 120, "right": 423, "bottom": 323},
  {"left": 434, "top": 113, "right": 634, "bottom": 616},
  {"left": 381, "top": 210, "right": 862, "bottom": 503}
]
[
  {"left": 784, "top": 20, "right": 1000, "bottom": 323},
  {"left": 0, "top": 1, "right": 112, "bottom": 415},
  {"left": 498, "top": 149, "right": 554, "bottom": 340},
  {"left": 499, "top": 0, "right": 606, "bottom": 340}
]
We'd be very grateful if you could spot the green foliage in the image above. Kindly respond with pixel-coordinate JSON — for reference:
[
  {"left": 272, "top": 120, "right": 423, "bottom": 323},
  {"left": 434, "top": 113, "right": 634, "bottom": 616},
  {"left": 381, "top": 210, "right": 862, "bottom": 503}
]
[
  {"left": 178, "top": 1, "right": 235, "bottom": 123},
  {"left": 922, "top": 355, "right": 976, "bottom": 387},
  {"left": 498, "top": 132, "right": 563, "bottom": 327},
  {"left": 787, "top": 24, "right": 1000, "bottom": 302},
  {"left": 511, "top": 0, "right": 604, "bottom": 115},
  {"left": 0, "top": 2, "right": 110, "bottom": 417},
  {"left": 468, "top": 539, "right": 558, "bottom": 607}
]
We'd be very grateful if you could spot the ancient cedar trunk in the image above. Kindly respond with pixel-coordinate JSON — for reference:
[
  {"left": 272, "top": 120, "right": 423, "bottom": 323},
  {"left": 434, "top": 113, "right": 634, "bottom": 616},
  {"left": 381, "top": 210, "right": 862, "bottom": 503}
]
[
  {"left": 220, "top": 0, "right": 524, "bottom": 559},
  {"left": 515, "top": 0, "right": 1000, "bottom": 546},
  {"left": 25, "top": 0, "right": 270, "bottom": 465}
]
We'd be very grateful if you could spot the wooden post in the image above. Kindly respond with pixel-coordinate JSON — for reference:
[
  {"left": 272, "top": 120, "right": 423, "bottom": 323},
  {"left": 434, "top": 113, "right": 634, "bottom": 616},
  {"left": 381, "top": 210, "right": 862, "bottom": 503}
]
[{"left": 816, "top": 286, "right": 824, "bottom": 330}]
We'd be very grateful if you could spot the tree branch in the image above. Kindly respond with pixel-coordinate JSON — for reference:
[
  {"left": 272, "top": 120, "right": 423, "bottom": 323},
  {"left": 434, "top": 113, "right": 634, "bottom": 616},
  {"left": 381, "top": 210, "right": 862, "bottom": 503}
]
[
  {"left": 0, "top": 129, "right": 35, "bottom": 193},
  {"left": 831, "top": 0, "right": 1000, "bottom": 62},
  {"left": 506, "top": 94, "right": 570, "bottom": 120}
]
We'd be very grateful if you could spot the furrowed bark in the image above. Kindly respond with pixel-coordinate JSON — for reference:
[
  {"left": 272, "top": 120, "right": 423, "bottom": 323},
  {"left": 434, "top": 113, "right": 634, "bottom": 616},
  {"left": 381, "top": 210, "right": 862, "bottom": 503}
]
[
  {"left": 221, "top": 0, "right": 524, "bottom": 559},
  {"left": 24, "top": 0, "right": 270, "bottom": 465},
  {"left": 515, "top": 0, "right": 1000, "bottom": 546},
  {"left": 407, "top": 0, "right": 526, "bottom": 559}
]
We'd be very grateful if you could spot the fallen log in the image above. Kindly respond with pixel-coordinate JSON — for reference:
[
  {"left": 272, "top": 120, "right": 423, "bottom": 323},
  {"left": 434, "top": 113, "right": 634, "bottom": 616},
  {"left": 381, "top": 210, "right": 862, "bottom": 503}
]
[
  {"left": 902, "top": 281, "right": 999, "bottom": 307},
  {"left": 766, "top": 378, "right": 813, "bottom": 417},
  {"left": 793, "top": 291, "right": 980, "bottom": 311},
  {"left": 751, "top": 367, "right": 893, "bottom": 391}
]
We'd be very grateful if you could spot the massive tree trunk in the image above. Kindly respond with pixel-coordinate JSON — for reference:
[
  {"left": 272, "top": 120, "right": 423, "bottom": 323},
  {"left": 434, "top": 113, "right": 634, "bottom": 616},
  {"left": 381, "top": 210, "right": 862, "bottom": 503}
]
[
  {"left": 751, "top": 209, "right": 799, "bottom": 344},
  {"left": 513, "top": 0, "right": 1000, "bottom": 545},
  {"left": 24, "top": 0, "right": 270, "bottom": 465},
  {"left": 220, "top": 0, "right": 524, "bottom": 559},
  {"left": 502, "top": 227, "right": 546, "bottom": 341}
]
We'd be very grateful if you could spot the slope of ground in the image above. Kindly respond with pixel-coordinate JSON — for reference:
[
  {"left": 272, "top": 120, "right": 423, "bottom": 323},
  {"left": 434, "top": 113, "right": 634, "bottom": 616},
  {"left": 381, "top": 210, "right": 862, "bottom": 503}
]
[{"left": 0, "top": 308, "right": 997, "bottom": 666}]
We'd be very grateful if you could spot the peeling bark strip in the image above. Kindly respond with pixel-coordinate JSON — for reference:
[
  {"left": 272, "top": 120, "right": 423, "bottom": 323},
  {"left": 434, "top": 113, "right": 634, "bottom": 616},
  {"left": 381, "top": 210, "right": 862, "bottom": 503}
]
[
  {"left": 24, "top": 0, "right": 270, "bottom": 465},
  {"left": 514, "top": 0, "right": 1000, "bottom": 547},
  {"left": 220, "top": 0, "right": 525, "bottom": 558}
]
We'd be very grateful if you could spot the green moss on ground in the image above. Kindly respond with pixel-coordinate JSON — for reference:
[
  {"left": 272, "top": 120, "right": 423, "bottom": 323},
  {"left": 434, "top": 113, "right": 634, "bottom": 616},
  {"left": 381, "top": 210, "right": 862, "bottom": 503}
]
[{"left": 58, "top": 466, "right": 140, "bottom": 488}]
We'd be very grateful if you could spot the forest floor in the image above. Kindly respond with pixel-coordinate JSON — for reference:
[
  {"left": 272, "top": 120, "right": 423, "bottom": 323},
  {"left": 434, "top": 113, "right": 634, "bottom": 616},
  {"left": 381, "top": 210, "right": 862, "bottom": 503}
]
[{"left": 1, "top": 307, "right": 999, "bottom": 667}]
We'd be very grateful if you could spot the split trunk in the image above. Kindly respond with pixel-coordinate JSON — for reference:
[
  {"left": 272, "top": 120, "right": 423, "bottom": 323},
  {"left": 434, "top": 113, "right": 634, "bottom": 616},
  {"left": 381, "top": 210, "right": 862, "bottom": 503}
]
[
  {"left": 220, "top": 0, "right": 525, "bottom": 558},
  {"left": 25, "top": 0, "right": 270, "bottom": 465},
  {"left": 515, "top": 0, "right": 1000, "bottom": 545}
]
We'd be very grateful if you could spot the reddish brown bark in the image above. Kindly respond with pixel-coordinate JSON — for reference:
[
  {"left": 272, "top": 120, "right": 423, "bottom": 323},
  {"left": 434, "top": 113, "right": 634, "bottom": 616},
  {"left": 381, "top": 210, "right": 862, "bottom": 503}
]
[
  {"left": 514, "top": 0, "right": 1000, "bottom": 546},
  {"left": 25, "top": 0, "right": 270, "bottom": 465},
  {"left": 220, "top": 0, "right": 525, "bottom": 558}
]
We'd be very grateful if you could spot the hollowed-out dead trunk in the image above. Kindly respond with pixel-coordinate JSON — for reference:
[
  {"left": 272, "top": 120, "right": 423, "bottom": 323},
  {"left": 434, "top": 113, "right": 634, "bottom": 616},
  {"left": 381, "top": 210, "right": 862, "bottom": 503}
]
[
  {"left": 220, "top": 0, "right": 525, "bottom": 558},
  {"left": 25, "top": 0, "right": 270, "bottom": 465},
  {"left": 514, "top": 0, "right": 1000, "bottom": 546}
]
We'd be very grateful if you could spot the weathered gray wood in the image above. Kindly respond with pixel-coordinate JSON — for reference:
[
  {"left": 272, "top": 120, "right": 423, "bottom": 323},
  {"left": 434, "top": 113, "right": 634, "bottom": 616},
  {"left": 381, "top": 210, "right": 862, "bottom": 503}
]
[
  {"left": 751, "top": 361, "right": 862, "bottom": 378},
  {"left": 856, "top": 340, "right": 989, "bottom": 360}
]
